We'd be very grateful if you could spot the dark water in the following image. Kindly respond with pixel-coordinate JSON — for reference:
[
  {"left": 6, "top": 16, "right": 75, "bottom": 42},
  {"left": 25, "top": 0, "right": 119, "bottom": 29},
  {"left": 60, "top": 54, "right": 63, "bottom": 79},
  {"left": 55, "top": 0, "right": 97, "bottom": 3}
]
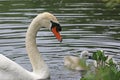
[{"left": 0, "top": 0, "right": 120, "bottom": 80}]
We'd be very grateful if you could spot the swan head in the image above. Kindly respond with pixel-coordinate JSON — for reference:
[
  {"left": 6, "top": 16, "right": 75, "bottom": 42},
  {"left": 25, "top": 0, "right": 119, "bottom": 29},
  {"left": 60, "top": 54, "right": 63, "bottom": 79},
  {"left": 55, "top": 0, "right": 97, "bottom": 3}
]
[
  {"left": 34, "top": 12, "right": 62, "bottom": 42},
  {"left": 80, "top": 51, "right": 91, "bottom": 59}
]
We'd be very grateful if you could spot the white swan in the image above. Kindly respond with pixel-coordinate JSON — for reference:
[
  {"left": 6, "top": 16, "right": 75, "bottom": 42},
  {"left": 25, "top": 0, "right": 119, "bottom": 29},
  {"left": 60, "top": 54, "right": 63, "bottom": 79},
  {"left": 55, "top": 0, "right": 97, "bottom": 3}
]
[
  {"left": 0, "top": 12, "right": 62, "bottom": 80},
  {"left": 64, "top": 51, "right": 91, "bottom": 71}
]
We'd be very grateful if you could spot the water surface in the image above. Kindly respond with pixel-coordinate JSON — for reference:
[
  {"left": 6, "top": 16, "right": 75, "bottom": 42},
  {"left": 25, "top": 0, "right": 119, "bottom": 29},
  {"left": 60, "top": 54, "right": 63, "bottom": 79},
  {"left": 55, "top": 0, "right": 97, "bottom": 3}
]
[{"left": 0, "top": 0, "right": 120, "bottom": 80}]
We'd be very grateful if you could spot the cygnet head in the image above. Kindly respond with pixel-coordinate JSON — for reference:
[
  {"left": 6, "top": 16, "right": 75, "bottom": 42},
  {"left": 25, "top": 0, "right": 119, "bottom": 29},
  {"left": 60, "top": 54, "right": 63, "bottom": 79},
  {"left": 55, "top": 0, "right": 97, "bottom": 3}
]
[
  {"left": 80, "top": 51, "right": 91, "bottom": 59},
  {"left": 30, "top": 12, "right": 62, "bottom": 42}
]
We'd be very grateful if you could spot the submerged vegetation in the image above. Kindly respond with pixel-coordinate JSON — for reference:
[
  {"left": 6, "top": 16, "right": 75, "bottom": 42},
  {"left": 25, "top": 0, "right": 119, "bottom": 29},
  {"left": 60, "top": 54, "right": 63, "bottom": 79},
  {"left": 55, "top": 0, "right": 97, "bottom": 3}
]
[
  {"left": 102, "top": 0, "right": 120, "bottom": 7},
  {"left": 81, "top": 50, "right": 120, "bottom": 80}
]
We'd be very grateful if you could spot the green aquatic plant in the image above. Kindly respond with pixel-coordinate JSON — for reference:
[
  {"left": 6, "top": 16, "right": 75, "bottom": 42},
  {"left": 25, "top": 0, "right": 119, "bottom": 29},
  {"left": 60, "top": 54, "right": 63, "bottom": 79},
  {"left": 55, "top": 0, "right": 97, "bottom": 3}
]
[
  {"left": 81, "top": 50, "right": 120, "bottom": 80},
  {"left": 92, "top": 50, "right": 108, "bottom": 68}
]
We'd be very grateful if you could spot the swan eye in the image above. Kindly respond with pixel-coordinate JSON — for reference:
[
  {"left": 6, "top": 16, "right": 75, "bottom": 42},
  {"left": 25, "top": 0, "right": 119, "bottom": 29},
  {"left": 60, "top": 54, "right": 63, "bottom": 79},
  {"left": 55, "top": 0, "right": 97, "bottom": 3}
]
[{"left": 50, "top": 21, "right": 62, "bottom": 32}]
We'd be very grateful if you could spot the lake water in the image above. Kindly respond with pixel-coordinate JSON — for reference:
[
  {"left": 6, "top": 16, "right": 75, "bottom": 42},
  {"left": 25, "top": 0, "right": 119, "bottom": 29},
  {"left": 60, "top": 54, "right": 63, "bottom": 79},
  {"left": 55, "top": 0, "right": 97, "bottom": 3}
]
[{"left": 0, "top": 0, "right": 120, "bottom": 80}]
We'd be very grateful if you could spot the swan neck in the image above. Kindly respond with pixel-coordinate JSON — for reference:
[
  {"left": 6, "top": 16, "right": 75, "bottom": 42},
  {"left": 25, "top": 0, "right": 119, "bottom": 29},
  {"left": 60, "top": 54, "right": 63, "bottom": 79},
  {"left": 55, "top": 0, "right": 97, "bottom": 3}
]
[{"left": 26, "top": 20, "right": 49, "bottom": 76}]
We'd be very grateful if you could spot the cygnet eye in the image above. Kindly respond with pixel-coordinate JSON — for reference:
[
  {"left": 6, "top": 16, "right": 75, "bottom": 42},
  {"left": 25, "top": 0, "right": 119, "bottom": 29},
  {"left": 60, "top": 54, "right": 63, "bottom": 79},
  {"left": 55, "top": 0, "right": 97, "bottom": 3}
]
[{"left": 85, "top": 55, "right": 88, "bottom": 57}]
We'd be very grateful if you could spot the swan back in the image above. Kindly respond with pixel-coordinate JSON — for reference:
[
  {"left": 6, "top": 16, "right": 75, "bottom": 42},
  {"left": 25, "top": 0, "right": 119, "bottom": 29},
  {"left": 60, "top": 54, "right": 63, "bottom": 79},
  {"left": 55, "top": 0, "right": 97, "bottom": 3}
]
[{"left": 0, "top": 54, "right": 34, "bottom": 80}]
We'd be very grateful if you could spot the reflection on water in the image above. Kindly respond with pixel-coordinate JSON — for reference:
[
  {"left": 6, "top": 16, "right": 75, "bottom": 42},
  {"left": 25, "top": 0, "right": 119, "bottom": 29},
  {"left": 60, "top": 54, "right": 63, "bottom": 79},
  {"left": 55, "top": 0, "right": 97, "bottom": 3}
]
[{"left": 0, "top": 0, "right": 120, "bottom": 80}]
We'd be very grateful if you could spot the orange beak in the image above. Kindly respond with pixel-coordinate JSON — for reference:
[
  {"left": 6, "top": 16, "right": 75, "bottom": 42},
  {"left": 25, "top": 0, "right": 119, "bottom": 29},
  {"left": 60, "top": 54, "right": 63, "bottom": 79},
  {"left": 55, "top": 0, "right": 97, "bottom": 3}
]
[{"left": 51, "top": 27, "right": 62, "bottom": 42}]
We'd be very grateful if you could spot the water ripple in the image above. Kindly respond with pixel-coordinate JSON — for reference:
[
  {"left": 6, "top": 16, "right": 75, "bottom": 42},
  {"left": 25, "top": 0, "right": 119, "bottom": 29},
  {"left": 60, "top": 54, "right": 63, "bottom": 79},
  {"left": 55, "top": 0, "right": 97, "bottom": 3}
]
[{"left": 0, "top": 0, "right": 120, "bottom": 80}]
